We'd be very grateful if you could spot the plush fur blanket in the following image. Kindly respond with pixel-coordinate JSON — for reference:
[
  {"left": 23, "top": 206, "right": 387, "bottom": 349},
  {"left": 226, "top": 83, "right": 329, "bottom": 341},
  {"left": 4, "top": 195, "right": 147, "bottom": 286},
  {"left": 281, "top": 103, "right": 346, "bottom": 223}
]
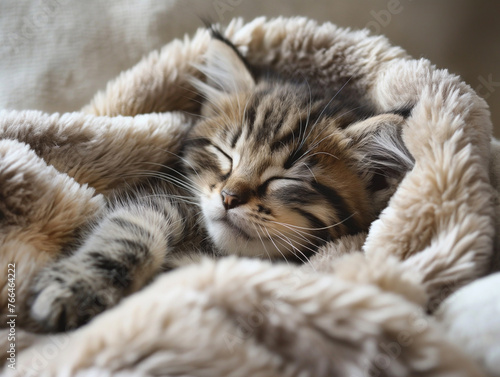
[{"left": 1, "top": 17, "right": 498, "bottom": 376}]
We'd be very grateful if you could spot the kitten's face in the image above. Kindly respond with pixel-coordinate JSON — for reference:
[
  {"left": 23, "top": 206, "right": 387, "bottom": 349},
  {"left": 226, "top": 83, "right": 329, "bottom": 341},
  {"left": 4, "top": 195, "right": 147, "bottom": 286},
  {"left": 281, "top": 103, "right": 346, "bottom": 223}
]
[
  {"left": 183, "top": 39, "right": 378, "bottom": 259},
  {"left": 184, "top": 84, "right": 373, "bottom": 259}
]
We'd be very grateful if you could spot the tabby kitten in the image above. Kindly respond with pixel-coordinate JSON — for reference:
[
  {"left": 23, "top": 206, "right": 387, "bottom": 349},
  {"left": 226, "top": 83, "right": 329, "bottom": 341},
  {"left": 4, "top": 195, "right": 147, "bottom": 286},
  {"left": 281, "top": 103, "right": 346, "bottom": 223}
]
[{"left": 29, "top": 34, "right": 413, "bottom": 332}]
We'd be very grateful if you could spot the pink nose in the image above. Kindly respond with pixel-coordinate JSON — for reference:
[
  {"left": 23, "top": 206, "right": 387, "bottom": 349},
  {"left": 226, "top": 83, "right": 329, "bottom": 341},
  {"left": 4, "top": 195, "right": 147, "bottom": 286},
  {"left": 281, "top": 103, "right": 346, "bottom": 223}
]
[{"left": 221, "top": 190, "right": 241, "bottom": 210}]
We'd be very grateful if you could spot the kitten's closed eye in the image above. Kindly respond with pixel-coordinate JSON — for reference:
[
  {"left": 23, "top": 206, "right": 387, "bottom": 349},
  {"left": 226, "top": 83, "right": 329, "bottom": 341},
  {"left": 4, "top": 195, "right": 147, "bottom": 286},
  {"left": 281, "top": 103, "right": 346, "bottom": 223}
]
[
  {"left": 206, "top": 144, "right": 232, "bottom": 176},
  {"left": 258, "top": 176, "right": 302, "bottom": 196}
]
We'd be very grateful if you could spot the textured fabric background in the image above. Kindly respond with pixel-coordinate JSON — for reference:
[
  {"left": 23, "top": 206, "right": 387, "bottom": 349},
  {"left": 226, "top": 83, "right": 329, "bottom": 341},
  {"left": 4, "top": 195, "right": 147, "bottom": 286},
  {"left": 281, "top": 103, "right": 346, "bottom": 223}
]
[{"left": 1, "top": 0, "right": 499, "bottom": 135}]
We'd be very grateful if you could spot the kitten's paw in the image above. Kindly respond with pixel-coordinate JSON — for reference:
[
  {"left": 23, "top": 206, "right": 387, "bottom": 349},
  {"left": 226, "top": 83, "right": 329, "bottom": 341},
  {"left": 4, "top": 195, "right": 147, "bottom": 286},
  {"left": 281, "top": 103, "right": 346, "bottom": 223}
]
[{"left": 30, "top": 266, "right": 118, "bottom": 332}]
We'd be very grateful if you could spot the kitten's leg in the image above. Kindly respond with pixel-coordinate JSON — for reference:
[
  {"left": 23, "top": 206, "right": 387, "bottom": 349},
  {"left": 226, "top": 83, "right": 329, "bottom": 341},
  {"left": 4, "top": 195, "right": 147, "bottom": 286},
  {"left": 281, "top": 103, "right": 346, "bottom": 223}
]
[{"left": 29, "top": 202, "right": 187, "bottom": 332}]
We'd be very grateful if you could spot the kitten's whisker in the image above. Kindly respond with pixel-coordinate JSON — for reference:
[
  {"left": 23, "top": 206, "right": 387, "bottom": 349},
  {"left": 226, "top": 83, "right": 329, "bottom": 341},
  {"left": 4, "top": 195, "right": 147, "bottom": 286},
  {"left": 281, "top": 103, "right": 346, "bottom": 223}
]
[
  {"left": 272, "top": 237, "right": 293, "bottom": 262},
  {"left": 140, "top": 192, "right": 198, "bottom": 201},
  {"left": 120, "top": 171, "right": 203, "bottom": 196},
  {"left": 306, "top": 76, "right": 353, "bottom": 136},
  {"left": 118, "top": 145, "right": 201, "bottom": 179},
  {"left": 268, "top": 220, "right": 326, "bottom": 245},
  {"left": 137, "top": 146, "right": 209, "bottom": 188},
  {"left": 268, "top": 224, "right": 309, "bottom": 251},
  {"left": 295, "top": 80, "right": 359, "bottom": 165},
  {"left": 296, "top": 131, "right": 343, "bottom": 163},
  {"left": 139, "top": 170, "right": 200, "bottom": 191},
  {"left": 252, "top": 223, "right": 272, "bottom": 261},
  {"left": 309, "top": 105, "right": 366, "bottom": 151},
  {"left": 306, "top": 151, "right": 339, "bottom": 160},
  {"left": 187, "top": 209, "right": 205, "bottom": 220},
  {"left": 117, "top": 173, "right": 203, "bottom": 202},
  {"left": 273, "top": 230, "right": 318, "bottom": 264},
  {"left": 142, "top": 162, "right": 201, "bottom": 186},
  {"left": 182, "top": 110, "right": 213, "bottom": 122},
  {"left": 240, "top": 223, "right": 253, "bottom": 251},
  {"left": 115, "top": 152, "right": 209, "bottom": 192},
  {"left": 268, "top": 214, "right": 357, "bottom": 232},
  {"left": 302, "top": 163, "right": 318, "bottom": 183},
  {"left": 262, "top": 225, "right": 290, "bottom": 266},
  {"left": 120, "top": 170, "right": 200, "bottom": 192},
  {"left": 298, "top": 104, "right": 367, "bottom": 166},
  {"left": 139, "top": 194, "right": 202, "bottom": 208},
  {"left": 165, "top": 209, "right": 204, "bottom": 228},
  {"left": 277, "top": 227, "right": 319, "bottom": 251},
  {"left": 195, "top": 216, "right": 207, "bottom": 230},
  {"left": 272, "top": 230, "right": 313, "bottom": 265}
]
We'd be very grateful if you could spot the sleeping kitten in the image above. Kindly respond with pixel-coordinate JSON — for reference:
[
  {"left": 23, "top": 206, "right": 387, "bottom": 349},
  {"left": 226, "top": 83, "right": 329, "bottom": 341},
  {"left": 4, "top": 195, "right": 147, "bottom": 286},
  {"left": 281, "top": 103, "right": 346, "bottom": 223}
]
[{"left": 29, "top": 33, "right": 414, "bottom": 332}]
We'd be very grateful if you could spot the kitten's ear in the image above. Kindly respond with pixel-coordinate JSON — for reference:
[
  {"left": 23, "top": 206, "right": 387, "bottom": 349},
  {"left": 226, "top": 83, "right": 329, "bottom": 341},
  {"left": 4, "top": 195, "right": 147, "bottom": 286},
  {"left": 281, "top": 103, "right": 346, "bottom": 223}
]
[
  {"left": 345, "top": 114, "right": 414, "bottom": 179},
  {"left": 191, "top": 38, "right": 255, "bottom": 108}
]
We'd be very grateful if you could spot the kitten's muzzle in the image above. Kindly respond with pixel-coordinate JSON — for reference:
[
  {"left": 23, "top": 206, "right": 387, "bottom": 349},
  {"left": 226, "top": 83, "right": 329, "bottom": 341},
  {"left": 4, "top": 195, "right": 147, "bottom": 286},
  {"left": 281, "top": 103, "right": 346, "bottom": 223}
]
[{"left": 221, "top": 190, "right": 243, "bottom": 210}]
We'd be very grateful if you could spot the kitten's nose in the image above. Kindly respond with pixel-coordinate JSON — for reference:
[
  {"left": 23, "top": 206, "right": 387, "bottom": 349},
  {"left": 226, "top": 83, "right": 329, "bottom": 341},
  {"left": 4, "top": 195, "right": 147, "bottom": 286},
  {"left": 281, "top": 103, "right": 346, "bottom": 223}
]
[{"left": 221, "top": 190, "right": 241, "bottom": 210}]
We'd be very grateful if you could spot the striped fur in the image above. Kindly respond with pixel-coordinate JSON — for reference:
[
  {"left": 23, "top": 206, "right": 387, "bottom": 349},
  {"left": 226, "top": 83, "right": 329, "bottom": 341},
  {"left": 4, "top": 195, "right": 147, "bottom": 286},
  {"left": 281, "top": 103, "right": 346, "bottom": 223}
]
[{"left": 29, "top": 36, "right": 413, "bottom": 332}]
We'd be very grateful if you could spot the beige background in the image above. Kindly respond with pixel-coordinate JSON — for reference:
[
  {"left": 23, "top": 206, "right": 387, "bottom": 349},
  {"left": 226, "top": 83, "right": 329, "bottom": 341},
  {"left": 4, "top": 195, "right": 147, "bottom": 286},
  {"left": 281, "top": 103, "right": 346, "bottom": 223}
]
[{"left": 1, "top": 0, "right": 499, "bottom": 135}]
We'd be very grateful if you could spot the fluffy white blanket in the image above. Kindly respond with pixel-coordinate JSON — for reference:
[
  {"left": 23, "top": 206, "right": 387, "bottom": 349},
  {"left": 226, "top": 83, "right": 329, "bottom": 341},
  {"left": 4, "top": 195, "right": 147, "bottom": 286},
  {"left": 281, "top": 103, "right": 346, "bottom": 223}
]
[{"left": 1, "top": 17, "right": 499, "bottom": 377}]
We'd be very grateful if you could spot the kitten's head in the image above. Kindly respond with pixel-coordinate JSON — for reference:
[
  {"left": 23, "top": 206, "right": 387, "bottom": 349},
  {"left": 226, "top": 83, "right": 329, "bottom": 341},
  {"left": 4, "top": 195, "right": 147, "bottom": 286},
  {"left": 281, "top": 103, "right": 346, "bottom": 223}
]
[{"left": 184, "top": 37, "right": 410, "bottom": 260}]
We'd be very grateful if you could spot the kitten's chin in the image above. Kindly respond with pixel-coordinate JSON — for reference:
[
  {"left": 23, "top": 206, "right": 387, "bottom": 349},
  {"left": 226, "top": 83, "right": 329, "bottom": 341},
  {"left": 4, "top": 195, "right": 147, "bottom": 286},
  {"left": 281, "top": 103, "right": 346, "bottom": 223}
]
[{"left": 205, "top": 219, "right": 287, "bottom": 260}]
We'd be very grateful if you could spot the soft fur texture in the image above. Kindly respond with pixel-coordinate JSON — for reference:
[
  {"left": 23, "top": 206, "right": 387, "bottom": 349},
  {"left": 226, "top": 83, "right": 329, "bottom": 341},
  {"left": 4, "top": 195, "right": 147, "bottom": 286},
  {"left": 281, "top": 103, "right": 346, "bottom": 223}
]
[{"left": 0, "top": 17, "right": 498, "bottom": 376}]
